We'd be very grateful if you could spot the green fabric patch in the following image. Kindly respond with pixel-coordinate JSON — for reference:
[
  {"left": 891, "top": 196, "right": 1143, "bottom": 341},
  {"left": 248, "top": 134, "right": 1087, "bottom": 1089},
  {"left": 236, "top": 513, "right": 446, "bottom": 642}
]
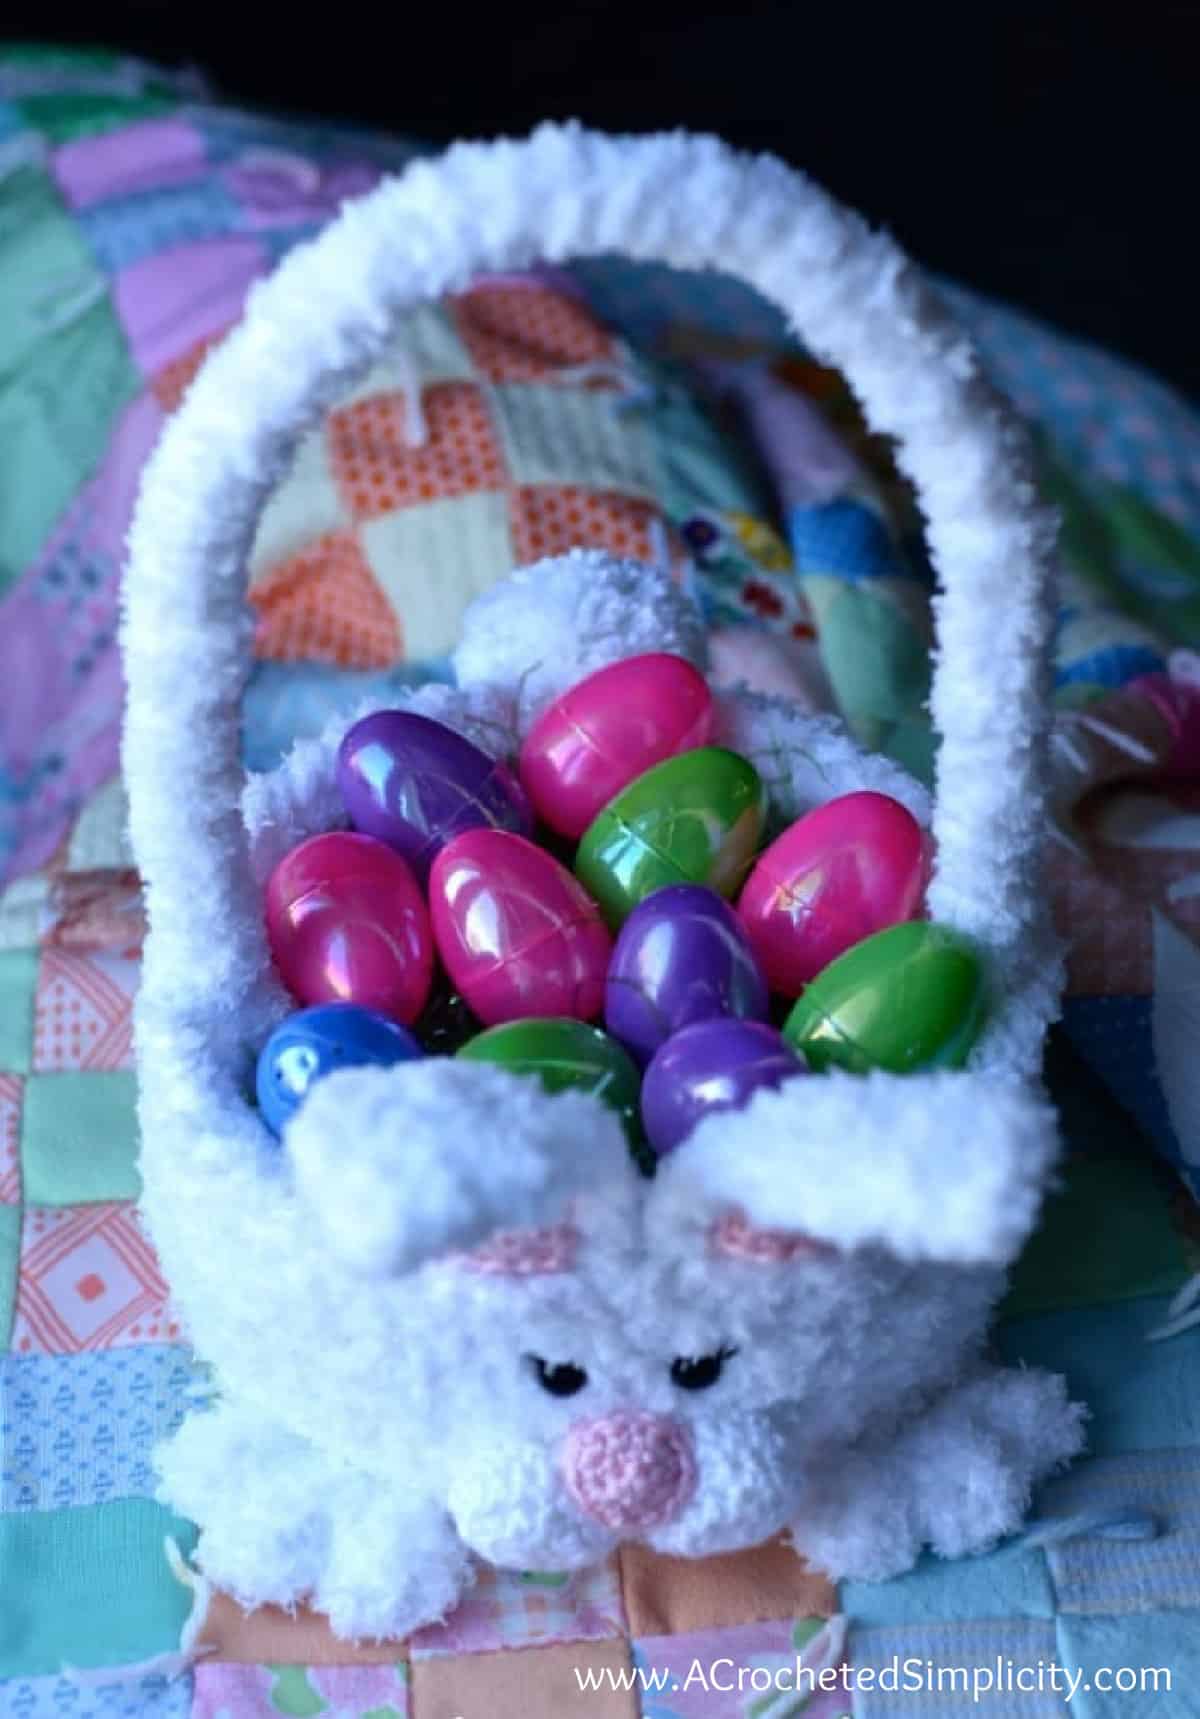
[
  {"left": 644, "top": 360, "right": 774, "bottom": 522},
  {"left": 1001, "top": 1149, "right": 1188, "bottom": 1322},
  {"left": 12, "top": 90, "right": 179, "bottom": 145},
  {"left": 801, "top": 575, "right": 935, "bottom": 780},
  {"left": 0, "top": 948, "right": 39, "bottom": 1072},
  {"left": 20, "top": 1071, "right": 141, "bottom": 1206},
  {"left": 0, "top": 1205, "right": 19, "bottom": 1354},
  {"left": 0, "top": 154, "right": 138, "bottom": 590},
  {"left": 0, "top": 1497, "right": 197, "bottom": 1678}
]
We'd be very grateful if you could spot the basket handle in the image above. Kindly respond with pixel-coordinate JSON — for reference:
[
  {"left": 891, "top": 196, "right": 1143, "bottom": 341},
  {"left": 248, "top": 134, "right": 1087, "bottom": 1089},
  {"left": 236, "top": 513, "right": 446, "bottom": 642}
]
[{"left": 122, "top": 125, "right": 1056, "bottom": 1047}]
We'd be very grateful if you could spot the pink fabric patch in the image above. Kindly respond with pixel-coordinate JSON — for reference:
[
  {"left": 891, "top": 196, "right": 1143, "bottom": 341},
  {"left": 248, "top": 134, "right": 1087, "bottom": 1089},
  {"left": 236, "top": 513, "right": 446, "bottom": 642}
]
[
  {"left": 632, "top": 1615, "right": 850, "bottom": 1718},
  {"left": 411, "top": 1555, "right": 626, "bottom": 1656},
  {"left": 114, "top": 236, "right": 268, "bottom": 377},
  {"left": 709, "top": 1209, "right": 835, "bottom": 1264},
  {"left": 462, "top": 1222, "right": 579, "bottom": 1276},
  {"left": 192, "top": 1660, "right": 409, "bottom": 1718},
  {"left": 564, "top": 1413, "right": 697, "bottom": 1532},
  {"left": 52, "top": 117, "right": 210, "bottom": 209}
]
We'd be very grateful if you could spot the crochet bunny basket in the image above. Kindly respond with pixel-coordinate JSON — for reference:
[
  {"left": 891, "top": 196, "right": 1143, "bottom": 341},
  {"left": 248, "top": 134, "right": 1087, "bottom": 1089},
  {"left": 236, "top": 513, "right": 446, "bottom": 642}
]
[{"left": 121, "top": 126, "right": 1086, "bottom": 1642}]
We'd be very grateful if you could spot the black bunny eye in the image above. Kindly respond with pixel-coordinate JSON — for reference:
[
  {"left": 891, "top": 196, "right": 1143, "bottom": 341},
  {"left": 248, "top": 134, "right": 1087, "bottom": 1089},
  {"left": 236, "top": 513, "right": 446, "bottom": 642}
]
[
  {"left": 528, "top": 1356, "right": 589, "bottom": 1397},
  {"left": 670, "top": 1346, "right": 737, "bottom": 1391}
]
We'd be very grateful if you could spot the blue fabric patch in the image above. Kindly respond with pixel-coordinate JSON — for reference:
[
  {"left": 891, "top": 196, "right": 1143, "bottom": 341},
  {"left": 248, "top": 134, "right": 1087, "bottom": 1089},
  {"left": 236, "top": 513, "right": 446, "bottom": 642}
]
[
  {"left": 0, "top": 1669, "right": 192, "bottom": 1718},
  {"left": 1039, "top": 1449, "right": 1200, "bottom": 1616},
  {"left": 997, "top": 1296, "right": 1200, "bottom": 1456},
  {"left": 1060, "top": 996, "right": 1183, "bottom": 1170},
  {"left": 1054, "top": 642, "right": 1165, "bottom": 691},
  {"left": 788, "top": 497, "right": 900, "bottom": 582},
  {"left": 848, "top": 1617, "right": 1061, "bottom": 1717},
  {"left": 1, "top": 1346, "right": 198, "bottom": 1512},
  {"left": 77, "top": 180, "right": 240, "bottom": 276},
  {"left": 1054, "top": 1612, "right": 1195, "bottom": 1717},
  {"left": 242, "top": 657, "right": 454, "bottom": 773},
  {"left": 843, "top": 1542, "right": 1055, "bottom": 1629}
]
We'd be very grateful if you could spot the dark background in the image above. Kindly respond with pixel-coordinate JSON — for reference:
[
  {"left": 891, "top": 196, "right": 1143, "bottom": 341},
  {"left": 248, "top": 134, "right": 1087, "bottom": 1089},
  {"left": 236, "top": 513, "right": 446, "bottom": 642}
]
[{"left": 6, "top": 1, "right": 1198, "bottom": 399}]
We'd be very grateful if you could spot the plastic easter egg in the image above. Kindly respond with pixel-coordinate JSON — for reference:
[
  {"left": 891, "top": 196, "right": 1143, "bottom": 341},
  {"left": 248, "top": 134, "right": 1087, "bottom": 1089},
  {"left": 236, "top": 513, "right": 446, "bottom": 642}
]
[
  {"left": 782, "top": 921, "right": 988, "bottom": 1074},
  {"left": 519, "top": 653, "right": 714, "bottom": 839},
  {"left": 738, "top": 791, "right": 928, "bottom": 996},
  {"left": 575, "top": 748, "right": 767, "bottom": 928},
  {"left": 264, "top": 831, "right": 434, "bottom": 1023},
  {"left": 256, "top": 1002, "right": 421, "bottom": 1136},
  {"left": 605, "top": 884, "right": 769, "bottom": 1066},
  {"left": 430, "top": 829, "right": 612, "bottom": 1025},
  {"left": 337, "top": 710, "right": 532, "bottom": 883},
  {"left": 641, "top": 1018, "right": 807, "bottom": 1157},
  {"left": 458, "top": 1018, "right": 641, "bottom": 1142}
]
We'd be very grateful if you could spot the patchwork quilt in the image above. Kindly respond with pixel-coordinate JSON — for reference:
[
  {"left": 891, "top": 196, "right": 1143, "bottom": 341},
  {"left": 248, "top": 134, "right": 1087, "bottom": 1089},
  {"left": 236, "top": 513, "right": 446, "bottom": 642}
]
[{"left": 4, "top": 43, "right": 1200, "bottom": 1718}]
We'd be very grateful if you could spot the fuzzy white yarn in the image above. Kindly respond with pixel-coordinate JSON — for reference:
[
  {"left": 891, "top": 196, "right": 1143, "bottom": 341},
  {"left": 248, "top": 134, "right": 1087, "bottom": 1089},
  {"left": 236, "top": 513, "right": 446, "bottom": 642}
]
[{"left": 120, "top": 128, "right": 1075, "bottom": 1639}]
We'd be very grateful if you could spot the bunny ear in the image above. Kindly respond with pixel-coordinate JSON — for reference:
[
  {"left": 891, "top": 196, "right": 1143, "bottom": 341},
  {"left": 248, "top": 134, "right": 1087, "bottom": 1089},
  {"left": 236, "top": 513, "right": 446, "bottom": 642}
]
[
  {"left": 645, "top": 1070, "right": 1060, "bottom": 1268},
  {"left": 286, "top": 1059, "right": 636, "bottom": 1278}
]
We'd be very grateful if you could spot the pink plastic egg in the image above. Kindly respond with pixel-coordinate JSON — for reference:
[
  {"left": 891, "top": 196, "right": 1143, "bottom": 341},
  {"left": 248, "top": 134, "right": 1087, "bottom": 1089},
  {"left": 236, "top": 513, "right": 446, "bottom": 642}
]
[
  {"left": 737, "top": 791, "right": 928, "bottom": 996},
  {"left": 519, "top": 653, "right": 714, "bottom": 839},
  {"left": 265, "top": 831, "right": 434, "bottom": 1024},
  {"left": 429, "top": 829, "right": 612, "bottom": 1025}
]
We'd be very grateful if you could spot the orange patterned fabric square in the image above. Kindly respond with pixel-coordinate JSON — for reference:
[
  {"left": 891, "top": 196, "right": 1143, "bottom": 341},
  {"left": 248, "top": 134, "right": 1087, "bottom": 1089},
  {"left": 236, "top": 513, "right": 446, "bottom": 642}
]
[
  {"left": 510, "top": 485, "right": 663, "bottom": 566},
  {"left": 328, "top": 383, "right": 506, "bottom": 519},
  {"left": 453, "top": 284, "right": 614, "bottom": 383},
  {"left": 252, "top": 529, "right": 402, "bottom": 668}
]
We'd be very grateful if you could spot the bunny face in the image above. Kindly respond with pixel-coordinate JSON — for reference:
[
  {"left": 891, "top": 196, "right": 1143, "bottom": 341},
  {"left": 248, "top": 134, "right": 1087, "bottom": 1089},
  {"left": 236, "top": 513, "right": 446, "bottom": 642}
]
[{"left": 281, "top": 1060, "right": 1002, "bottom": 1572}]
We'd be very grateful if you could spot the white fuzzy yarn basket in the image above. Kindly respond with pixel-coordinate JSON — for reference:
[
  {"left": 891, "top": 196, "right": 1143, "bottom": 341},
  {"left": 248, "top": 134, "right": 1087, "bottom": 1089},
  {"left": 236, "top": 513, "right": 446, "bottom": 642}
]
[{"left": 119, "top": 127, "right": 1076, "bottom": 1635}]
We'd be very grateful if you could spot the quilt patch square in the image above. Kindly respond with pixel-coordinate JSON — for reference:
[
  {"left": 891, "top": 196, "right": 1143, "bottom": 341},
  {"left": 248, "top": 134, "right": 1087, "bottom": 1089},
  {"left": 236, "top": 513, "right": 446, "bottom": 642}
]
[
  {"left": 341, "top": 302, "right": 476, "bottom": 399},
  {"left": 452, "top": 283, "right": 614, "bottom": 383},
  {"left": 0, "top": 949, "right": 39, "bottom": 1072},
  {"left": 410, "top": 1557, "right": 626, "bottom": 1657},
  {"left": 0, "top": 1497, "right": 196, "bottom": 1680},
  {"left": 250, "top": 428, "right": 353, "bottom": 584},
  {"left": 509, "top": 484, "right": 665, "bottom": 567},
  {"left": 362, "top": 490, "right": 513, "bottom": 663},
  {"left": 1, "top": 1344, "right": 196, "bottom": 1511},
  {"left": 488, "top": 382, "right": 659, "bottom": 498},
  {"left": 1039, "top": 1449, "right": 1200, "bottom": 1615},
  {"left": 328, "top": 382, "right": 506, "bottom": 519},
  {"left": 1053, "top": 1612, "right": 1195, "bottom": 1718},
  {"left": 841, "top": 1540, "right": 1056, "bottom": 1630},
  {"left": 849, "top": 1617, "right": 1060, "bottom": 1717},
  {"left": 19, "top": 1071, "right": 140, "bottom": 1206},
  {"left": 0, "top": 1666, "right": 193, "bottom": 1717},
  {"left": 0, "top": 1207, "right": 18, "bottom": 1353},
  {"left": 11, "top": 1202, "right": 172, "bottom": 1355},
  {"left": 631, "top": 1615, "right": 850, "bottom": 1719},
  {"left": 619, "top": 1538, "right": 835, "bottom": 1638},
  {"left": 0, "top": 1075, "right": 20, "bottom": 1203},
  {"left": 410, "top": 1637, "right": 637, "bottom": 1719},
  {"left": 32, "top": 947, "right": 136, "bottom": 1071},
  {"left": 192, "top": 1661, "right": 409, "bottom": 1718},
  {"left": 251, "top": 528, "right": 402, "bottom": 670}
]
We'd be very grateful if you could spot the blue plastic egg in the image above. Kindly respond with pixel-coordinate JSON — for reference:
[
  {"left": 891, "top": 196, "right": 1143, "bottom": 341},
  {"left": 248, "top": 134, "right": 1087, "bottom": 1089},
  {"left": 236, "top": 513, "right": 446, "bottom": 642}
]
[{"left": 256, "top": 1002, "right": 422, "bottom": 1135}]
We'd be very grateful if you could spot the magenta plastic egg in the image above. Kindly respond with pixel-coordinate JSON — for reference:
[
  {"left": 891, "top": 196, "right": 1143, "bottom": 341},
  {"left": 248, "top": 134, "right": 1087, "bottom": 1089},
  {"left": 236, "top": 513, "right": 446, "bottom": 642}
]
[
  {"left": 737, "top": 791, "right": 928, "bottom": 995},
  {"left": 264, "top": 831, "right": 434, "bottom": 1024},
  {"left": 519, "top": 653, "right": 714, "bottom": 839},
  {"left": 429, "top": 829, "right": 612, "bottom": 1025}
]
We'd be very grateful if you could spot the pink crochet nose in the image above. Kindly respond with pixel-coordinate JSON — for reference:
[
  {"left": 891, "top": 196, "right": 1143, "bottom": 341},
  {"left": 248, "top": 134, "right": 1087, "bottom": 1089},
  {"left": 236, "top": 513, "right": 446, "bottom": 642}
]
[{"left": 562, "top": 1413, "right": 697, "bottom": 1532}]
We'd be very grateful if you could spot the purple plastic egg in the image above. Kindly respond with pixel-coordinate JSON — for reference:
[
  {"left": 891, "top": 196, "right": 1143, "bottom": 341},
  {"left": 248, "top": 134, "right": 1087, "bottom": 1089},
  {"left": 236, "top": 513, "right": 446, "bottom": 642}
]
[
  {"left": 605, "top": 884, "right": 768, "bottom": 1066},
  {"left": 337, "top": 710, "right": 532, "bottom": 884},
  {"left": 641, "top": 1018, "right": 807, "bottom": 1157}
]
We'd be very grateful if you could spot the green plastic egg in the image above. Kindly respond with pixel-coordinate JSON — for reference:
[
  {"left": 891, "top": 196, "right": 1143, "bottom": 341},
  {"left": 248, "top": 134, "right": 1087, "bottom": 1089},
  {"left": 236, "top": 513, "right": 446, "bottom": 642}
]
[
  {"left": 782, "top": 921, "right": 988, "bottom": 1074},
  {"left": 457, "top": 1017, "right": 642, "bottom": 1143},
  {"left": 574, "top": 747, "right": 767, "bottom": 928}
]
